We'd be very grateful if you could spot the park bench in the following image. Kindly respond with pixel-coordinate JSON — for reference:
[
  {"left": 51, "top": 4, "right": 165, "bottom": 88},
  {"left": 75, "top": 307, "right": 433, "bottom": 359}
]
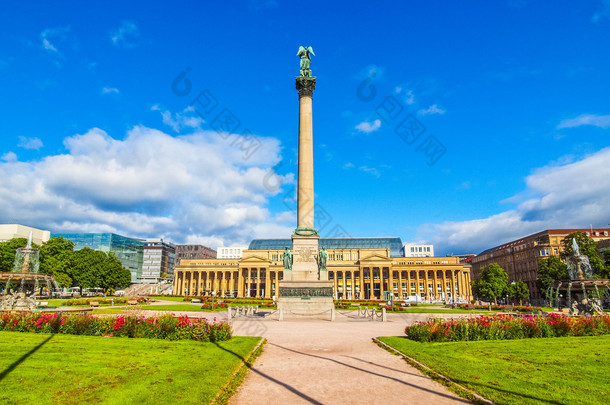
[
  {"left": 90, "top": 301, "right": 100, "bottom": 307},
  {"left": 38, "top": 302, "right": 49, "bottom": 307},
  {"left": 504, "top": 305, "right": 514, "bottom": 311},
  {"left": 400, "top": 302, "right": 410, "bottom": 307},
  {"left": 466, "top": 304, "right": 475, "bottom": 310},
  {"left": 191, "top": 298, "right": 202, "bottom": 303},
  {"left": 127, "top": 300, "right": 138, "bottom": 305}
]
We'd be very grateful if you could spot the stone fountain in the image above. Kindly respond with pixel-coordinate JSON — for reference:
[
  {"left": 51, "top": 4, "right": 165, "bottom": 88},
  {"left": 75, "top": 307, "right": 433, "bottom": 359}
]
[
  {"left": 548, "top": 239, "right": 609, "bottom": 316},
  {"left": 0, "top": 232, "right": 59, "bottom": 310}
]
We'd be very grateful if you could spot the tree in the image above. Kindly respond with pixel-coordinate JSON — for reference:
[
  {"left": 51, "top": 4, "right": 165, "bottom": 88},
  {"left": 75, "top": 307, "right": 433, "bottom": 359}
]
[
  {"left": 537, "top": 256, "right": 568, "bottom": 296},
  {"left": 0, "top": 238, "right": 28, "bottom": 272},
  {"left": 562, "top": 232, "right": 607, "bottom": 277},
  {"left": 508, "top": 280, "right": 530, "bottom": 306},
  {"left": 71, "top": 248, "right": 131, "bottom": 291},
  {"left": 476, "top": 263, "right": 508, "bottom": 305},
  {"left": 39, "top": 237, "right": 75, "bottom": 287}
]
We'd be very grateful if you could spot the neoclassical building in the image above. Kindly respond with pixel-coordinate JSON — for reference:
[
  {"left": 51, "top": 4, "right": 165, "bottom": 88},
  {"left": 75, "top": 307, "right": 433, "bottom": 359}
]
[{"left": 173, "top": 237, "right": 472, "bottom": 302}]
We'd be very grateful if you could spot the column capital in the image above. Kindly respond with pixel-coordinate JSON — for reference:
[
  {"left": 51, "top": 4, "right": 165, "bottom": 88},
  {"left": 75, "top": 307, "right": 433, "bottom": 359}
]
[{"left": 296, "top": 76, "right": 316, "bottom": 98}]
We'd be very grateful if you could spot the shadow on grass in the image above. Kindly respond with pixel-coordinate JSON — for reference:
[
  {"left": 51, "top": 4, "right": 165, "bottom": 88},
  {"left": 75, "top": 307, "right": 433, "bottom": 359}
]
[
  {"left": 0, "top": 334, "right": 54, "bottom": 383},
  {"left": 448, "top": 376, "right": 564, "bottom": 405},
  {"left": 214, "top": 340, "right": 325, "bottom": 405}
]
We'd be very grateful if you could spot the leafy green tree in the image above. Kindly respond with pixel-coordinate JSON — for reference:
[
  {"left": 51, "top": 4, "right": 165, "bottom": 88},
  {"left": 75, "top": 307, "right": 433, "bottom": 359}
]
[
  {"left": 537, "top": 256, "right": 568, "bottom": 296},
  {"left": 39, "top": 237, "right": 75, "bottom": 287},
  {"left": 476, "top": 263, "right": 508, "bottom": 305},
  {"left": 0, "top": 238, "right": 28, "bottom": 272},
  {"left": 508, "top": 280, "right": 530, "bottom": 306},
  {"left": 562, "top": 232, "right": 607, "bottom": 277},
  {"left": 71, "top": 248, "right": 131, "bottom": 291}
]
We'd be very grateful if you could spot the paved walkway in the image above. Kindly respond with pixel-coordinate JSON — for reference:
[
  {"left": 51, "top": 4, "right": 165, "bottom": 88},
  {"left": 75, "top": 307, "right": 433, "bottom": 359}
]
[{"left": 228, "top": 312, "right": 471, "bottom": 405}]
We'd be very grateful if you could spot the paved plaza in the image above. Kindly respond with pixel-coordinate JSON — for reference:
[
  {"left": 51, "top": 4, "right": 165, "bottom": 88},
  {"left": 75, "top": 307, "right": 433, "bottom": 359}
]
[{"left": 227, "top": 312, "right": 471, "bottom": 405}]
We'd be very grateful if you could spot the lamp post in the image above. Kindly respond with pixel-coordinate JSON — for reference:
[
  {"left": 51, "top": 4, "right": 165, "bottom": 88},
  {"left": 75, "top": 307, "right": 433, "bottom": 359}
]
[{"left": 211, "top": 291, "right": 216, "bottom": 312}]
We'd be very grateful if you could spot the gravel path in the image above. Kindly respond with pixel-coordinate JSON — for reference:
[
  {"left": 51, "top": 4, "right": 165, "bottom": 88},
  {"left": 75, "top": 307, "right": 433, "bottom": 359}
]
[{"left": 228, "top": 312, "right": 471, "bottom": 405}]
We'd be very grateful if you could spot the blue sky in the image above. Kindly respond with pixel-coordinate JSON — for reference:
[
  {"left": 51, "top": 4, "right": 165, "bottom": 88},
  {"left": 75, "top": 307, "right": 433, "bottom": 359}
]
[{"left": 1, "top": 1, "right": 610, "bottom": 254}]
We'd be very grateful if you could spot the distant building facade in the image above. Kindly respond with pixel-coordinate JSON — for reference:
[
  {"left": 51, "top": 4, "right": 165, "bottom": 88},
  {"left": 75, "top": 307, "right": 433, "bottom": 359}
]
[
  {"left": 54, "top": 233, "right": 145, "bottom": 283},
  {"left": 217, "top": 246, "right": 247, "bottom": 259},
  {"left": 142, "top": 239, "right": 176, "bottom": 283},
  {"left": 471, "top": 228, "right": 610, "bottom": 301},
  {"left": 174, "top": 244, "right": 216, "bottom": 265},
  {"left": 174, "top": 237, "right": 472, "bottom": 302},
  {"left": 0, "top": 224, "right": 51, "bottom": 246},
  {"left": 403, "top": 244, "right": 434, "bottom": 257}
]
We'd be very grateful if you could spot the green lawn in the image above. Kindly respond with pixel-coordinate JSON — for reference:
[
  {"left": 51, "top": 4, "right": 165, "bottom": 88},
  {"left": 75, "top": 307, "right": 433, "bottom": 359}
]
[
  {"left": 152, "top": 296, "right": 190, "bottom": 303},
  {"left": 399, "top": 309, "right": 493, "bottom": 314},
  {"left": 0, "top": 331, "right": 262, "bottom": 405},
  {"left": 377, "top": 335, "right": 610, "bottom": 405},
  {"left": 139, "top": 304, "right": 222, "bottom": 312}
]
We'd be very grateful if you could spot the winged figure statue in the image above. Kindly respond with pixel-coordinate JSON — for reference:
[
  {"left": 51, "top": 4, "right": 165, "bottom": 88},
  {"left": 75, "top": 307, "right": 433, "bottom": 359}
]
[{"left": 297, "top": 46, "right": 315, "bottom": 77}]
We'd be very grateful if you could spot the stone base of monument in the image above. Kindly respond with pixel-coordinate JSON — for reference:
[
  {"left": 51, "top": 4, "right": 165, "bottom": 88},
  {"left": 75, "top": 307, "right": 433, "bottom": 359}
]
[{"left": 277, "top": 281, "right": 334, "bottom": 320}]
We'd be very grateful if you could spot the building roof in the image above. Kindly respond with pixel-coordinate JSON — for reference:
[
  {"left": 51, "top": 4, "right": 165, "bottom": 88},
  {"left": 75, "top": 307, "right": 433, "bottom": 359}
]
[
  {"left": 477, "top": 228, "right": 610, "bottom": 255},
  {"left": 248, "top": 237, "right": 404, "bottom": 257}
]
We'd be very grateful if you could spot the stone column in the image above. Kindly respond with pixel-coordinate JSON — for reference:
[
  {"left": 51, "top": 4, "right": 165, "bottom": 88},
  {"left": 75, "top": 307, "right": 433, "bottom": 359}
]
[
  {"left": 398, "top": 271, "right": 403, "bottom": 300},
  {"left": 265, "top": 269, "right": 271, "bottom": 298},
  {"left": 369, "top": 268, "right": 374, "bottom": 300},
  {"left": 296, "top": 77, "right": 316, "bottom": 230},
  {"left": 424, "top": 271, "right": 430, "bottom": 301},
  {"left": 238, "top": 270, "right": 244, "bottom": 298}
]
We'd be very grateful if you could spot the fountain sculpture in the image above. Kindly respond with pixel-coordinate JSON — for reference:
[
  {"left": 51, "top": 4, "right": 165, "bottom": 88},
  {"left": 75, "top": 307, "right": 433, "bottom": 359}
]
[
  {"left": 548, "top": 238, "right": 609, "bottom": 316},
  {"left": 0, "top": 232, "right": 59, "bottom": 310}
]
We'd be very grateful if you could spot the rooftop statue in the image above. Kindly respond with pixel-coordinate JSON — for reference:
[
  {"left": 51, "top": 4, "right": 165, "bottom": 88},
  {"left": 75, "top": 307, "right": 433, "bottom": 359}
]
[{"left": 297, "top": 46, "right": 315, "bottom": 77}]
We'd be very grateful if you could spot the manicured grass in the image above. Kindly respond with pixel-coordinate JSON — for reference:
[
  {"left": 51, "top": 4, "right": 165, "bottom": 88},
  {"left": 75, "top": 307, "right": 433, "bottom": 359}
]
[
  {"left": 389, "top": 308, "right": 492, "bottom": 314},
  {"left": 377, "top": 335, "right": 610, "bottom": 405},
  {"left": 139, "top": 304, "right": 220, "bottom": 312},
  {"left": 152, "top": 296, "right": 189, "bottom": 302},
  {"left": 0, "top": 331, "right": 262, "bottom": 405}
]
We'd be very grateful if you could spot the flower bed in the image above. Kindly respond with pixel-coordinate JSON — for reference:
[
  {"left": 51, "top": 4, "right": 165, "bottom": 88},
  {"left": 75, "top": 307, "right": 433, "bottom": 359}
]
[
  {"left": 63, "top": 297, "right": 148, "bottom": 306},
  {"left": 0, "top": 312, "right": 232, "bottom": 342},
  {"left": 404, "top": 314, "right": 610, "bottom": 342},
  {"left": 457, "top": 304, "right": 544, "bottom": 312}
]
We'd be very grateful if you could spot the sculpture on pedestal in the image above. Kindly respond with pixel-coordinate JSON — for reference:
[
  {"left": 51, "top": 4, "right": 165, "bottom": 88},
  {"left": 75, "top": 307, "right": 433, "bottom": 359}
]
[
  {"left": 297, "top": 46, "right": 315, "bottom": 77},
  {"left": 282, "top": 247, "right": 293, "bottom": 271},
  {"left": 318, "top": 247, "right": 328, "bottom": 271}
]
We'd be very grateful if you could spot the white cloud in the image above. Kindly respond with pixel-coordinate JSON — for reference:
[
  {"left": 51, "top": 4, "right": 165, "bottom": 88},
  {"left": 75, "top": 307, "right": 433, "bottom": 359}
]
[
  {"left": 1, "top": 152, "right": 17, "bottom": 162},
  {"left": 355, "top": 119, "right": 381, "bottom": 134},
  {"left": 418, "top": 104, "right": 446, "bottom": 116},
  {"left": 110, "top": 21, "right": 139, "bottom": 47},
  {"left": 40, "top": 27, "right": 70, "bottom": 55},
  {"left": 359, "top": 166, "right": 381, "bottom": 178},
  {"left": 0, "top": 126, "right": 295, "bottom": 245},
  {"left": 151, "top": 105, "right": 203, "bottom": 132},
  {"left": 17, "top": 136, "right": 43, "bottom": 150},
  {"left": 593, "top": 0, "right": 610, "bottom": 22},
  {"left": 404, "top": 90, "right": 415, "bottom": 105},
  {"left": 418, "top": 147, "right": 610, "bottom": 254},
  {"left": 102, "top": 87, "right": 120, "bottom": 95},
  {"left": 557, "top": 113, "right": 610, "bottom": 129}
]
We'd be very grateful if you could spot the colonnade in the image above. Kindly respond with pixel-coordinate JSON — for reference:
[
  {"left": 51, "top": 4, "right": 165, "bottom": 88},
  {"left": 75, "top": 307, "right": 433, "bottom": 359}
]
[
  {"left": 173, "top": 266, "right": 472, "bottom": 301},
  {"left": 173, "top": 268, "right": 281, "bottom": 298},
  {"left": 329, "top": 267, "right": 471, "bottom": 301}
]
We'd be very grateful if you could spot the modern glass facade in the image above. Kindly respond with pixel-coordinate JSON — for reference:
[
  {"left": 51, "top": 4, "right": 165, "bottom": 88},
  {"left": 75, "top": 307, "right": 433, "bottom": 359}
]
[
  {"left": 248, "top": 237, "right": 404, "bottom": 257},
  {"left": 53, "top": 233, "right": 145, "bottom": 283}
]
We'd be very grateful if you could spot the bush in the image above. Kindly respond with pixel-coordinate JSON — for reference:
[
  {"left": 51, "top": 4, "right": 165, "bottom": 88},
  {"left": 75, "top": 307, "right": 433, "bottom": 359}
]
[
  {"left": 0, "top": 312, "right": 231, "bottom": 342},
  {"left": 404, "top": 314, "right": 610, "bottom": 342}
]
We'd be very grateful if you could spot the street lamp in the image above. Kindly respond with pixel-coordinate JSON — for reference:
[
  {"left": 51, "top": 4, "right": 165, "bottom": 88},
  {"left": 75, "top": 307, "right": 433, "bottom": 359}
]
[{"left": 211, "top": 290, "right": 216, "bottom": 312}]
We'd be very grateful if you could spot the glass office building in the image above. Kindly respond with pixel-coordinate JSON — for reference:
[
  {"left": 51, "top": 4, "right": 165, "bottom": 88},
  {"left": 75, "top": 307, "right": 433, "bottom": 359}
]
[
  {"left": 248, "top": 237, "right": 405, "bottom": 257},
  {"left": 53, "top": 233, "right": 145, "bottom": 283}
]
